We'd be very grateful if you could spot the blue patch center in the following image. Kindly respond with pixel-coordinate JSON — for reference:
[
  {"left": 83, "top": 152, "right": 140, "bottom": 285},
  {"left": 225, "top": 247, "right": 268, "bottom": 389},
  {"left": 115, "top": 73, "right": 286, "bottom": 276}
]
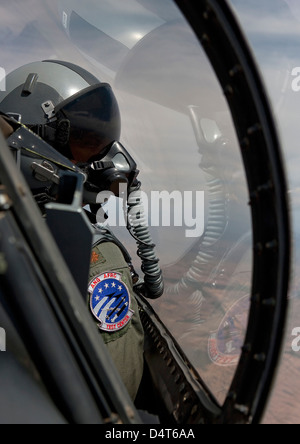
[{"left": 90, "top": 278, "right": 130, "bottom": 326}]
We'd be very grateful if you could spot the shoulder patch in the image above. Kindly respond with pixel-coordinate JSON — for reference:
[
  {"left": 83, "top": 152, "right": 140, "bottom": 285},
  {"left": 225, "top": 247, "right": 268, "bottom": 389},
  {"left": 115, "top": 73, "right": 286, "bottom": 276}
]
[
  {"left": 90, "top": 248, "right": 106, "bottom": 266},
  {"left": 88, "top": 272, "right": 134, "bottom": 333},
  {"left": 208, "top": 295, "right": 249, "bottom": 366},
  {"left": 91, "top": 251, "right": 100, "bottom": 264}
]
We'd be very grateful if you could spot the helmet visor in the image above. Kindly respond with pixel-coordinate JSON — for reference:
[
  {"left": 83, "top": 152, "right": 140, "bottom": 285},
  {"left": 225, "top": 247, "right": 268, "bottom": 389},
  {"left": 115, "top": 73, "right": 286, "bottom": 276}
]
[{"left": 56, "top": 84, "right": 121, "bottom": 161}]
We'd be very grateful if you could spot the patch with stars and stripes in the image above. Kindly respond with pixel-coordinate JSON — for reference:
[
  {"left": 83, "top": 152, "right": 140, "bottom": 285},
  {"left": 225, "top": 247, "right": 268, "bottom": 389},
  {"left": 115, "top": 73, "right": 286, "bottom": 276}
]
[{"left": 88, "top": 272, "right": 134, "bottom": 332}]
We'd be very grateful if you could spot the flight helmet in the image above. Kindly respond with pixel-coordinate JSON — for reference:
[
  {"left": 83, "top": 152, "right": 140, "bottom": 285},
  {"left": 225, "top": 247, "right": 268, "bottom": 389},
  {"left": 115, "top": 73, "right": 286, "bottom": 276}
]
[{"left": 0, "top": 60, "right": 121, "bottom": 162}]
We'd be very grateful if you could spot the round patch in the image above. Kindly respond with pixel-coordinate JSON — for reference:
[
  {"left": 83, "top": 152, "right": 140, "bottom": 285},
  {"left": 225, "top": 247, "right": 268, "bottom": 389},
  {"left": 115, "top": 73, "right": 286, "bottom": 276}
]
[
  {"left": 208, "top": 295, "right": 249, "bottom": 366},
  {"left": 88, "top": 272, "right": 134, "bottom": 332}
]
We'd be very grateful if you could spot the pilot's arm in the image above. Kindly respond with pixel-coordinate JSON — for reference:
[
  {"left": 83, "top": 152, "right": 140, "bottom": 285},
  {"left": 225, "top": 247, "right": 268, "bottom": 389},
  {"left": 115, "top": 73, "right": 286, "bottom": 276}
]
[{"left": 88, "top": 238, "right": 144, "bottom": 401}]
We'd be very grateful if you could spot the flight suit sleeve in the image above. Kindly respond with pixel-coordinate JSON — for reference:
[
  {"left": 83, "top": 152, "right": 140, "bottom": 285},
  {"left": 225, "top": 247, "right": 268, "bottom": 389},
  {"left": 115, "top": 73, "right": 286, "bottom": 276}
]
[{"left": 88, "top": 241, "right": 144, "bottom": 401}]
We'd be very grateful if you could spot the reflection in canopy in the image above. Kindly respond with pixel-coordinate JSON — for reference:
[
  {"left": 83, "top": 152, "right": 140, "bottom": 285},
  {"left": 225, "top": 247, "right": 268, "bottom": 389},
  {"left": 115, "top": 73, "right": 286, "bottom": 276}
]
[{"left": 0, "top": 0, "right": 253, "bottom": 408}]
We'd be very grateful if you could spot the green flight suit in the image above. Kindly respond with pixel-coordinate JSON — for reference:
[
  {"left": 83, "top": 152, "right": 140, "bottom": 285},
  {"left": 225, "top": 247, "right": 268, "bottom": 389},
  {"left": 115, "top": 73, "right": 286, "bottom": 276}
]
[{"left": 88, "top": 241, "right": 144, "bottom": 401}]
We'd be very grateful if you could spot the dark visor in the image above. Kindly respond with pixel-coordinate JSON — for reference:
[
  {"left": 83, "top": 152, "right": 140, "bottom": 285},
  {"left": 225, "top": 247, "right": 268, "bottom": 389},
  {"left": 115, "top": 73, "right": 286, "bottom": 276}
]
[{"left": 55, "top": 83, "right": 121, "bottom": 150}]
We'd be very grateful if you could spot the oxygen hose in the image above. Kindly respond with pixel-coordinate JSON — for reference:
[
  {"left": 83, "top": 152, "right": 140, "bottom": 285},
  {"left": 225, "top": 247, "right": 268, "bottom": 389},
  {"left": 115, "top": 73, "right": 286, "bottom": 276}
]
[
  {"left": 164, "top": 161, "right": 228, "bottom": 331},
  {"left": 127, "top": 181, "right": 164, "bottom": 299},
  {"left": 166, "top": 163, "right": 228, "bottom": 296}
]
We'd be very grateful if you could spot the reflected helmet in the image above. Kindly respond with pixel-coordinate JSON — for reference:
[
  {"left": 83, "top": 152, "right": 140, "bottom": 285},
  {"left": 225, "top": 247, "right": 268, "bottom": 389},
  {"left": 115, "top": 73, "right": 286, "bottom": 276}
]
[{"left": 0, "top": 60, "right": 121, "bottom": 160}]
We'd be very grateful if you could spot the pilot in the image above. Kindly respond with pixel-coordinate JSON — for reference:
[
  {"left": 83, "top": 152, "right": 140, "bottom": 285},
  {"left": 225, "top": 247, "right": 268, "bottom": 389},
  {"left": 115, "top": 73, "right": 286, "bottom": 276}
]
[{"left": 0, "top": 60, "right": 145, "bottom": 401}]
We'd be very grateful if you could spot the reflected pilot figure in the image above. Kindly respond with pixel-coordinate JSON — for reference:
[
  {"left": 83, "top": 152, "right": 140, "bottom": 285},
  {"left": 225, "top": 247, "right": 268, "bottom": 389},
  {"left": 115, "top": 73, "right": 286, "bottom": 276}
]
[{"left": 0, "top": 60, "right": 145, "bottom": 401}]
